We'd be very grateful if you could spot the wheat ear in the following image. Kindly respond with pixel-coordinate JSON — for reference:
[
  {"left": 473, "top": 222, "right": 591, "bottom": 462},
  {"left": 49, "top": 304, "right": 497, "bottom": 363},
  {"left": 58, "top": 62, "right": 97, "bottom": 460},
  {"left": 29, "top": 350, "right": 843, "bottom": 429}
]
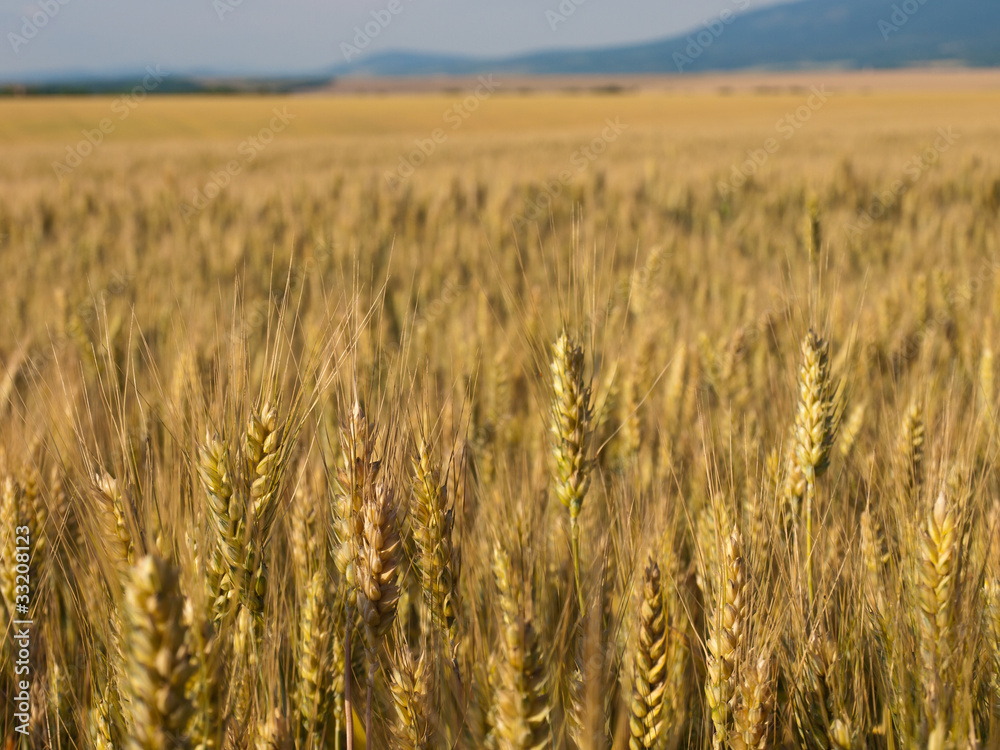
[
  {"left": 184, "top": 598, "right": 224, "bottom": 750},
  {"left": 334, "top": 398, "right": 376, "bottom": 750},
  {"left": 492, "top": 545, "right": 549, "bottom": 750},
  {"left": 357, "top": 479, "right": 401, "bottom": 749},
  {"left": 706, "top": 529, "right": 746, "bottom": 750},
  {"left": 390, "top": 643, "right": 432, "bottom": 750},
  {"left": 412, "top": 438, "right": 459, "bottom": 649},
  {"left": 628, "top": 554, "right": 668, "bottom": 750},
  {"left": 733, "top": 655, "right": 775, "bottom": 750},
  {"left": 95, "top": 471, "right": 135, "bottom": 567},
  {"left": 291, "top": 474, "right": 331, "bottom": 748},
  {"left": 792, "top": 330, "right": 837, "bottom": 604},
  {"left": 198, "top": 434, "right": 237, "bottom": 622},
  {"left": 897, "top": 400, "right": 925, "bottom": 504},
  {"left": 916, "top": 489, "right": 958, "bottom": 724},
  {"left": 550, "top": 331, "right": 593, "bottom": 615},
  {"left": 123, "top": 555, "right": 196, "bottom": 750}
]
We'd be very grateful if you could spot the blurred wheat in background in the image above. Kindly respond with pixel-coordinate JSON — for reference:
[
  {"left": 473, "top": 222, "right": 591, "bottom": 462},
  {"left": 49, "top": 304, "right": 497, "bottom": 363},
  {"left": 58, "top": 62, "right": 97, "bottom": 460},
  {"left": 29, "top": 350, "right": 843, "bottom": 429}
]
[{"left": 1, "top": 86, "right": 1000, "bottom": 748}]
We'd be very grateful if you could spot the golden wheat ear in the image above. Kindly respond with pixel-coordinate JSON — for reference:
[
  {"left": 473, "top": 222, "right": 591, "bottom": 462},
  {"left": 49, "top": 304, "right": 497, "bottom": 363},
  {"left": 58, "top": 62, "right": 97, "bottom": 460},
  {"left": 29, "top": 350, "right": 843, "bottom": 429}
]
[
  {"left": 733, "top": 655, "right": 776, "bottom": 750},
  {"left": 549, "top": 330, "right": 593, "bottom": 616},
  {"left": 706, "top": 528, "right": 746, "bottom": 750},
  {"left": 411, "top": 438, "right": 459, "bottom": 649},
  {"left": 791, "top": 330, "right": 838, "bottom": 604},
  {"left": 491, "top": 544, "right": 549, "bottom": 750},
  {"left": 123, "top": 555, "right": 196, "bottom": 750},
  {"left": 184, "top": 596, "right": 224, "bottom": 750},
  {"left": 628, "top": 554, "right": 668, "bottom": 750},
  {"left": 389, "top": 640, "right": 433, "bottom": 750}
]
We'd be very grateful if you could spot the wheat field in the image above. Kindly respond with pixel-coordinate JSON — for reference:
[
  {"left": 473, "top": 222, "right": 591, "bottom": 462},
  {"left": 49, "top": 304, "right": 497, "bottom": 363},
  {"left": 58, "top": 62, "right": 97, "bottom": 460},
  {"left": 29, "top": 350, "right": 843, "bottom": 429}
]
[{"left": 1, "top": 80, "right": 1000, "bottom": 749}]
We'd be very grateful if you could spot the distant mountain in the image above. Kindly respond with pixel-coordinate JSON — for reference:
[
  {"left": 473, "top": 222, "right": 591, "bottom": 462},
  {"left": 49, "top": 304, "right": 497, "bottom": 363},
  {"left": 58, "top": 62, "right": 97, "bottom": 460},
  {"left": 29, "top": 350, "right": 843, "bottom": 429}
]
[
  {"left": 5, "top": 0, "right": 997, "bottom": 92},
  {"left": 333, "top": 0, "right": 1000, "bottom": 77}
]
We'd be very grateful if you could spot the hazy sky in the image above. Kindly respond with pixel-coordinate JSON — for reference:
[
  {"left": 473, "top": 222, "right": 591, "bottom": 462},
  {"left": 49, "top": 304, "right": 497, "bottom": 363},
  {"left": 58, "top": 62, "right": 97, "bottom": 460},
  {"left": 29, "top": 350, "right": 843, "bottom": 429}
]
[{"left": 1, "top": 0, "right": 792, "bottom": 80}]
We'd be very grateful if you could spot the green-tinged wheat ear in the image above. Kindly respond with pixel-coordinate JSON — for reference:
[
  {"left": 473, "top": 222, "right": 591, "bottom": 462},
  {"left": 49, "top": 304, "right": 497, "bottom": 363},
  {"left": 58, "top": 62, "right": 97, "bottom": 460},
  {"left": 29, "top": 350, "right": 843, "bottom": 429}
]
[
  {"left": 492, "top": 545, "right": 549, "bottom": 750},
  {"left": 412, "top": 438, "right": 459, "bottom": 647},
  {"left": 123, "top": 555, "right": 196, "bottom": 750},
  {"left": 550, "top": 331, "right": 593, "bottom": 615},
  {"left": 95, "top": 471, "right": 134, "bottom": 566},
  {"left": 184, "top": 598, "right": 224, "bottom": 750},
  {"left": 791, "top": 330, "right": 838, "bottom": 603},
  {"left": 916, "top": 489, "right": 958, "bottom": 722},
  {"left": 628, "top": 555, "right": 668, "bottom": 750},
  {"left": 706, "top": 529, "right": 746, "bottom": 750},
  {"left": 897, "top": 399, "right": 925, "bottom": 502},
  {"left": 391, "top": 643, "right": 433, "bottom": 750},
  {"left": 295, "top": 569, "right": 330, "bottom": 746},
  {"left": 198, "top": 434, "right": 237, "bottom": 621},
  {"left": 733, "top": 655, "right": 775, "bottom": 750}
]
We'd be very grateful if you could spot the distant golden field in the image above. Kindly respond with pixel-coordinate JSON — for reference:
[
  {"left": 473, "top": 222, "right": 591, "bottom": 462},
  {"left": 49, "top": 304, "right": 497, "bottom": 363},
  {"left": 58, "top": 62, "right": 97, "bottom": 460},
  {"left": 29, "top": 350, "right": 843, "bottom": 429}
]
[{"left": 1, "top": 77, "right": 1000, "bottom": 749}]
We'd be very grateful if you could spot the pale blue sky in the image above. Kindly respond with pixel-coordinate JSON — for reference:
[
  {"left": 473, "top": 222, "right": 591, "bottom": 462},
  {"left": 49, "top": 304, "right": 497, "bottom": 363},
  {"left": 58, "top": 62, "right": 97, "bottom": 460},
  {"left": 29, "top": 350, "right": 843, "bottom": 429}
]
[{"left": 1, "top": 0, "right": 791, "bottom": 80}]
